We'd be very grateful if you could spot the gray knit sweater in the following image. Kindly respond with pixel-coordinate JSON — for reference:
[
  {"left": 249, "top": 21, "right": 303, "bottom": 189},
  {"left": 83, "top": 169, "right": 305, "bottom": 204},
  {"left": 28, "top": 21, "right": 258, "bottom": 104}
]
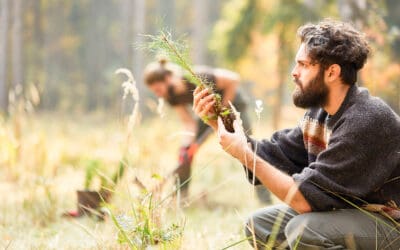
[{"left": 247, "top": 84, "right": 400, "bottom": 212}]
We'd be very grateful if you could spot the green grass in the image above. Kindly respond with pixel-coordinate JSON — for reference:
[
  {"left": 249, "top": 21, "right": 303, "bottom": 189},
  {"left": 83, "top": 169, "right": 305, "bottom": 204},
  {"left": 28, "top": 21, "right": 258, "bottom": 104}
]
[
  {"left": 4, "top": 107, "right": 392, "bottom": 249},
  {"left": 0, "top": 111, "right": 282, "bottom": 249}
]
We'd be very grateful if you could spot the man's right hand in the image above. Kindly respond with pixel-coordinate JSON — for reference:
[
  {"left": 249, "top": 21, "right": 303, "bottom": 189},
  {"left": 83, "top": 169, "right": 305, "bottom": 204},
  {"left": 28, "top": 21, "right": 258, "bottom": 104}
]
[{"left": 193, "top": 87, "right": 218, "bottom": 130}]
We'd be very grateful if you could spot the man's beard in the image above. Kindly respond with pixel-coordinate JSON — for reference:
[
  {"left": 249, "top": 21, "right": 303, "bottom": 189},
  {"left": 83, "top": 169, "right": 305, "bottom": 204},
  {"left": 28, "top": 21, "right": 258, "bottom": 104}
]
[{"left": 292, "top": 69, "right": 329, "bottom": 108}]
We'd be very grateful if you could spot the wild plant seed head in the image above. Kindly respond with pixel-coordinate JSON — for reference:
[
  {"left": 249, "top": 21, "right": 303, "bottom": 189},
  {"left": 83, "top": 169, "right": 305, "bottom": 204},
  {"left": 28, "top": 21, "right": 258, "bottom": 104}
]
[
  {"left": 115, "top": 68, "right": 139, "bottom": 102},
  {"left": 127, "top": 104, "right": 139, "bottom": 133},
  {"left": 255, "top": 99, "right": 264, "bottom": 119},
  {"left": 29, "top": 84, "right": 41, "bottom": 106},
  {"left": 116, "top": 68, "right": 140, "bottom": 138}
]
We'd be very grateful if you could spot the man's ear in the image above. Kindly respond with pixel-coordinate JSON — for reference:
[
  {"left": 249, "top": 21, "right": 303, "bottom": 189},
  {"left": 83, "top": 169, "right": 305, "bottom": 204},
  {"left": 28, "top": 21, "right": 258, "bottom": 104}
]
[{"left": 325, "top": 64, "right": 341, "bottom": 83}]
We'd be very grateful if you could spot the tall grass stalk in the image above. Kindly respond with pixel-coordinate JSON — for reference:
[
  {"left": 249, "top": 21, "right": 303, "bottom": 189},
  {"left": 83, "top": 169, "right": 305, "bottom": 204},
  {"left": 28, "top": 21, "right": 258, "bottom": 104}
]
[
  {"left": 107, "top": 68, "right": 185, "bottom": 249},
  {"left": 220, "top": 237, "right": 253, "bottom": 250},
  {"left": 249, "top": 99, "right": 264, "bottom": 249}
]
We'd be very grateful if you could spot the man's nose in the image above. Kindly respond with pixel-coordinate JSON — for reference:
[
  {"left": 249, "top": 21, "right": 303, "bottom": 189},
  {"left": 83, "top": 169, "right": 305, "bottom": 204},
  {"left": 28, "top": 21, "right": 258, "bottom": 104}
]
[{"left": 291, "top": 65, "right": 299, "bottom": 78}]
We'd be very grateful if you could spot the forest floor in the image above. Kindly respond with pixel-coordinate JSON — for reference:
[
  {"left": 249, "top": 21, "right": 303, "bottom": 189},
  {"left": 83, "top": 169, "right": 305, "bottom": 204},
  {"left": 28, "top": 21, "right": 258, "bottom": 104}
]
[{"left": 0, "top": 108, "right": 302, "bottom": 249}]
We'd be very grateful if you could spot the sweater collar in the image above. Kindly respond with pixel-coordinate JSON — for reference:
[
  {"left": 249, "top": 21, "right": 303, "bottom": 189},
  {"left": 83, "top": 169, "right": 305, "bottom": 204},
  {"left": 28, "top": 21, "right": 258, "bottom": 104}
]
[{"left": 326, "top": 84, "right": 358, "bottom": 127}]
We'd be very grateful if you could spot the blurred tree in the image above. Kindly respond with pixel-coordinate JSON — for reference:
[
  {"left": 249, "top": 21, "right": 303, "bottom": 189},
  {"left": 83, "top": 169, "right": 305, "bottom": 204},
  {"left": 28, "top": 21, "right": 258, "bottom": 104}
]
[
  {"left": 212, "top": 0, "right": 320, "bottom": 129},
  {"left": 120, "top": 0, "right": 134, "bottom": 67},
  {"left": 214, "top": 0, "right": 260, "bottom": 64},
  {"left": 337, "top": 0, "right": 367, "bottom": 27},
  {"left": 336, "top": 0, "right": 399, "bottom": 112},
  {"left": 262, "top": 0, "right": 320, "bottom": 129},
  {"left": 11, "top": 0, "right": 23, "bottom": 88},
  {"left": 193, "top": 0, "right": 209, "bottom": 64},
  {"left": 157, "top": 0, "right": 175, "bottom": 29},
  {"left": 31, "top": 0, "right": 44, "bottom": 96},
  {"left": 384, "top": 0, "right": 400, "bottom": 112},
  {"left": 132, "top": 0, "right": 146, "bottom": 111},
  {"left": 19, "top": 0, "right": 45, "bottom": 110},
  {"left": 0, "top": 0, "right": 227, "bottom": 113},
  {"left": 83, "top": 0, "right": 111, "bottom": 109},
  {"left": 0, "top": 0, "right": 9, "bottom": 113},
  {"left": 385, "top": 0, "right": 400, "bottom": 58}
]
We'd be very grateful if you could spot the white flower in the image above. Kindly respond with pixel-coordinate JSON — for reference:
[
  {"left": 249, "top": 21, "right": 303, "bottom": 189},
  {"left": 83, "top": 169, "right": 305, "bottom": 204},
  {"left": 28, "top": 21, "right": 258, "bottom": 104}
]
[{"left": 255, "top": 99, "right": 264, "bottom": 118}]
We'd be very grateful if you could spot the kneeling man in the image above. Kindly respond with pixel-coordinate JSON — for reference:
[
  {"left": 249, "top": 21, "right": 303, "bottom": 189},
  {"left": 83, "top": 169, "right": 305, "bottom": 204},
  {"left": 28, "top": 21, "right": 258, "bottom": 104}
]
[{"left": 193, "top": 20, "right": 400, "bottom": 249}]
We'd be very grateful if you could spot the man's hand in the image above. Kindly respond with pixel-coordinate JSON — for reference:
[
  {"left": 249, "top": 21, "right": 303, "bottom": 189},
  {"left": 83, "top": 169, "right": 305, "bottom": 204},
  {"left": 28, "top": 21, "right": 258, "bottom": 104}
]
[
  {"left": 193, "top": 87, "right": 217, "bottom": 130},
  {"left": 217, "top": 117, "right": 252, "bottom": 160}
]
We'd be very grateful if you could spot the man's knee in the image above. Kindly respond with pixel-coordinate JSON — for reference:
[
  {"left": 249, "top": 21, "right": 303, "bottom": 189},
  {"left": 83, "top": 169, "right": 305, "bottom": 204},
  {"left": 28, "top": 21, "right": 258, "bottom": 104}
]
[
  {"left": 284, "top": 213, "right": 336, "bottom": 249},
  {"left": 244, "top": 205, "right": 295, "bottom": 248},
  {"left": 284, "top": 214, "right": 309, "bottom": 248},
  {"left": 244, "top": 205, "right": 282, "bottom": 238},
  {"left": 244, "top": 210, "right": 265, "bottom": 241}
]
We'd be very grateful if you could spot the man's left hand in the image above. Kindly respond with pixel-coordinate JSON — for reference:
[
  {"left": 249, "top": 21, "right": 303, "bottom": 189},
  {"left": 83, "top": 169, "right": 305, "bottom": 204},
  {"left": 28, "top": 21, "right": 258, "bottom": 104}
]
[{"left": 217, "top": 117, "right": 251, "bottom": 161}]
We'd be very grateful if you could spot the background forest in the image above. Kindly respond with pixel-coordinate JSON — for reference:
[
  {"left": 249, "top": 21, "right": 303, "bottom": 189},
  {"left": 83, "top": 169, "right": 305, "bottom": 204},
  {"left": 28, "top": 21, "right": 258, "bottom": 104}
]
[{"left": 0, "top": 0, "right": 399, "bottom": 249}]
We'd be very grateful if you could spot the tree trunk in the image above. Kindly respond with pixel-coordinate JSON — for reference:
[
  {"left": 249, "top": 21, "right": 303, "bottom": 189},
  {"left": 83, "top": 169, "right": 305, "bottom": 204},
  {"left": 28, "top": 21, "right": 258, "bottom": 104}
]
[
  {"left": 272, "top": 29, "right": 288, "bottom": 131},
  {"left": 337, "top": 0, "right": 368, "bottom": 87},
  {"left": 385, "top": 0, "right": 400, "bottom": 113},
  {"left": 84, "top": 0, "right": 109, "bottom": 110},
  {"left": 32, "top": 0, "right": 43, "bottom": 108},
  {"left": 120, "top": 0, "right": 133, "bottom": 66},
  {"left": 0, "top": 0, "right": 10, "bottom": 113},
  {"left": 11, "top": 0, "right": 23, "bottom": 88},
  {"left": 132, "top": 0, "right": 145, "bottom": 109},
  {"left": 158, "top": 0, "right": 175, "bottom": 29},
  {"left": 192, "top": 0, "right": 208, "bottom": 64},
  {"left": 337, "top": 0, "right": 367, "bottom": 28}
]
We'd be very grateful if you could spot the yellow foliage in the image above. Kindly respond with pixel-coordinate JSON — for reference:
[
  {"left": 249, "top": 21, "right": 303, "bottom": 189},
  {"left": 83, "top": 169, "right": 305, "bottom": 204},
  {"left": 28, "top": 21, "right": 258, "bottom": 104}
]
[
  {"left": 236, "top": 32, "right": 279, "bottom": 104},
  {"left": 0, "top": 122, "right": 19, "bottom": 167}
]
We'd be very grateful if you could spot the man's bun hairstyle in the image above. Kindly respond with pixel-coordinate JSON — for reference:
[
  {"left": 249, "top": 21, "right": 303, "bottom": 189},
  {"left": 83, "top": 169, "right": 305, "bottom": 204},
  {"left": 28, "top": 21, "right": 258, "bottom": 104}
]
[{"left": 158, "top": 57, "right": 168, "bottom": 67}]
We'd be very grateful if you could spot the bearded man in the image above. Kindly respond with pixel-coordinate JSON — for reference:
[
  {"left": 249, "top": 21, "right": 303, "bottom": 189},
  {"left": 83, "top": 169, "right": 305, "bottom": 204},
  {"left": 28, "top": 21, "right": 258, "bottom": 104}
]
[{"left": 193, "top": 20, "right": 400, "bottom": 249}]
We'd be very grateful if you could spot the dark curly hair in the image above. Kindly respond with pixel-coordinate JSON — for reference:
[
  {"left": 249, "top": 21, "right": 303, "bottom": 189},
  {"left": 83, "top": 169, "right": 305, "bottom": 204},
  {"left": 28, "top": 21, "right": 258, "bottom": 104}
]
[{"left": 297, "top": 19, "right": 370, "bottom": 85}]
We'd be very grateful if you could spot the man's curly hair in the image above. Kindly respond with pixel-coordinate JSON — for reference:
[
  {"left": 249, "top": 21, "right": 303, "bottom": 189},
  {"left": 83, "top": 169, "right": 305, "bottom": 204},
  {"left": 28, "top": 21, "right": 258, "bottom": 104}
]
[{"left": 297, "top": 20, "right": 370, "bottom": 85}]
